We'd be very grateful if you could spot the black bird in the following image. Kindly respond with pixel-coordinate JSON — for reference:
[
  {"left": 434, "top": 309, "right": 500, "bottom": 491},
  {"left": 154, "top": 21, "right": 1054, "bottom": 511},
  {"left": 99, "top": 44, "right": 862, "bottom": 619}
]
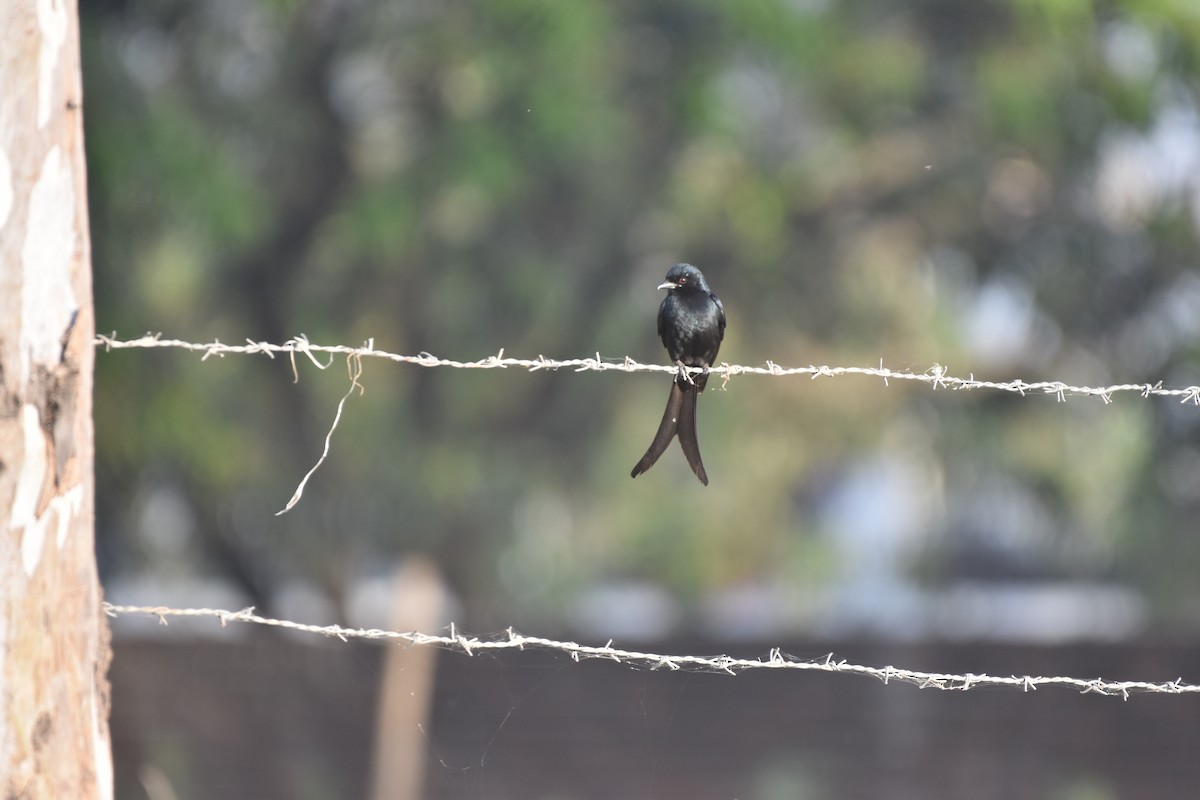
[{"left": 631, "top": 263, "right": 726, "bottom": 486}]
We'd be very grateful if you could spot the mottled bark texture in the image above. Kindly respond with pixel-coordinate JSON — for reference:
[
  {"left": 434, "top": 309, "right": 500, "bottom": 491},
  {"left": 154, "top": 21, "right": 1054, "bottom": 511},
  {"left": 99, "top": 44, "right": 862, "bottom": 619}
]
[{"left": 0, "top": 2, "right": 112, "bottom": 798}]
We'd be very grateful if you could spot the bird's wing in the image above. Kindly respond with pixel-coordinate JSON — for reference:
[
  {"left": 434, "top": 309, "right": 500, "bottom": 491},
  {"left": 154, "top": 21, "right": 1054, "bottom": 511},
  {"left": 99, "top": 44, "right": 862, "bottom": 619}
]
[{"left": 712, "top": 293, "right": 727, "bottom": 345}]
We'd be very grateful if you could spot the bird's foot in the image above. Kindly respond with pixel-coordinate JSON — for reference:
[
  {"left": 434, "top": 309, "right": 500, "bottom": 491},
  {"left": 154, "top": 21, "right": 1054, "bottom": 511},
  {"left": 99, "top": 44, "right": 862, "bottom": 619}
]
[{"left": 676, "top": 360, "right": 696, "bottom": 386}]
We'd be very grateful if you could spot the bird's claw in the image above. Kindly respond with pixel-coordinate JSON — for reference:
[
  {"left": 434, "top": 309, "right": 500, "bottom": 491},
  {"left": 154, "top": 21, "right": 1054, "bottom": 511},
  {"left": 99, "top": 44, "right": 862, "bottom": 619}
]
[{"left": 676, "top": 360, "right": 696, "bottom": 386}]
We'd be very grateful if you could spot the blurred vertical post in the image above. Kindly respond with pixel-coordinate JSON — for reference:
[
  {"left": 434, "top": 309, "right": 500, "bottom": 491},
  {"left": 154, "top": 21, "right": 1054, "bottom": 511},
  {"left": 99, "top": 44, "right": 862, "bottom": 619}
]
[
  {"left": 0, "top": 1, "right": 112, "bottom": 798},
  {"left": 369, "top": 557, "right": 444, "bottom": 800}
]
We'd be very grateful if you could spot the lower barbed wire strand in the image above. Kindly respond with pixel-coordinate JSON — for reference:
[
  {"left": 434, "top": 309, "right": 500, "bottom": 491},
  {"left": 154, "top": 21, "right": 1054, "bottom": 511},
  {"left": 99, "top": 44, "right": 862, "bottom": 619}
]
[{"left": 103, "top": 603, "right": 1199, "bottom": 698}]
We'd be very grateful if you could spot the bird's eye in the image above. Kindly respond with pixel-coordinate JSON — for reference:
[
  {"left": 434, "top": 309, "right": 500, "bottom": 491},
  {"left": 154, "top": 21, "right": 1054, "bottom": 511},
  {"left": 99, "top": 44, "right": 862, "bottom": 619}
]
[{"left": 677, "top": 276, "right": 687, "bottom": 285}]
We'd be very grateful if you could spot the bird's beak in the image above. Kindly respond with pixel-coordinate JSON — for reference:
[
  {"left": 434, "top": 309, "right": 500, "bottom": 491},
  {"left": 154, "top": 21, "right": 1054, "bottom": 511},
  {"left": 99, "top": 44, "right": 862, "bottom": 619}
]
[{"left": 657, "top": 281, "right": 678, "bottom": 291}]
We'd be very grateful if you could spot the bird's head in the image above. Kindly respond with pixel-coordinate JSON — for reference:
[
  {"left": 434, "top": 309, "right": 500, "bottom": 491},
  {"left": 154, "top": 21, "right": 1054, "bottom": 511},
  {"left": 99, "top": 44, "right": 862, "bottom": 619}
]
[{"left": 657, "top": 263, "right": 708, "bottom": 293}]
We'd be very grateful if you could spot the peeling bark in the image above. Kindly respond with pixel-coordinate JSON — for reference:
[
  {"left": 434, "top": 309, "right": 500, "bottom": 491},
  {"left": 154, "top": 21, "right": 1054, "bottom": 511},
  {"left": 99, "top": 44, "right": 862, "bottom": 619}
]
[{"left": 0, "top": 2, "right": 112, "bottom": 797}]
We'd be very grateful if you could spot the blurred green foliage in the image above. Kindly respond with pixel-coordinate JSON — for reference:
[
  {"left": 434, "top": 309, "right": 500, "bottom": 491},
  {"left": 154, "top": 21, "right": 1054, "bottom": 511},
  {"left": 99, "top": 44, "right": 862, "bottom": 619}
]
[{"left": 84, "top": 0, "right": 1200, "bottom": 632}]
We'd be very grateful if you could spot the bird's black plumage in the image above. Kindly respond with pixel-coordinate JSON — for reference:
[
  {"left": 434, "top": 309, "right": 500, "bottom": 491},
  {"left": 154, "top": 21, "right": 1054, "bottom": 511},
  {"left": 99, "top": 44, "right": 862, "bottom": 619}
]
[{"left": 630, "top": 263, "right": 726, "bottom": 485}]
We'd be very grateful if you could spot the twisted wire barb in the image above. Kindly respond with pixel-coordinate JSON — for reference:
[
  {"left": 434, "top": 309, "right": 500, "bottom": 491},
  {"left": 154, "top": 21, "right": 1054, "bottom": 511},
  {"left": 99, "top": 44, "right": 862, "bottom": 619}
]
[
  {"left": 94, "top": 333, "right": 1200, "bottom": 404},
  {"left": 104, "top": 604, "right": 1200, "bottom": 699}
]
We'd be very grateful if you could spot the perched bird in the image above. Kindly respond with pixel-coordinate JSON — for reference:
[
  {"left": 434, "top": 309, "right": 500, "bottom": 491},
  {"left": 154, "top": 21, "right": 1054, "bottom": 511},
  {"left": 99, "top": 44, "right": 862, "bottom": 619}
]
[{"left": 630, "top": 263, "right": 726, "bottom": 486}]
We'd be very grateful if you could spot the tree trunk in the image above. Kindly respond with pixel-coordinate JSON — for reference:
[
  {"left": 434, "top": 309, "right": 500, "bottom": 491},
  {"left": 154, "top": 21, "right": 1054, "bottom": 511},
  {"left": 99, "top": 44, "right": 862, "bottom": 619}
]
[{"left": 0, "top": 1, "right": 112, "bottom": 798}]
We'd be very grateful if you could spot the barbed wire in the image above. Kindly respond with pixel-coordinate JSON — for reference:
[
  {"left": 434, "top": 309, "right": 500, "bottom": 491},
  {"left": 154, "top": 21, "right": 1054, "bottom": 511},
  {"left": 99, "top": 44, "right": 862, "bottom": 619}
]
[
  {"left": 97, "top": 337, "right": 1200, "bottom": 702},
  {"left": 103, "top": 603, "right": 1199, "bottom": 700},
  {"left": 95, "top": 333, "right": 1200, "bottom": 404}
]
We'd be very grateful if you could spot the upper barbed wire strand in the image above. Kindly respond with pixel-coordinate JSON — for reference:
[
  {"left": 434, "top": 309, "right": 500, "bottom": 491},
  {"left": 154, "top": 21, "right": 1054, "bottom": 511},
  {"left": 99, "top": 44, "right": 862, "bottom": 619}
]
[{"left": 94, "top": 334, "right": 1200, "bottom": 404}]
